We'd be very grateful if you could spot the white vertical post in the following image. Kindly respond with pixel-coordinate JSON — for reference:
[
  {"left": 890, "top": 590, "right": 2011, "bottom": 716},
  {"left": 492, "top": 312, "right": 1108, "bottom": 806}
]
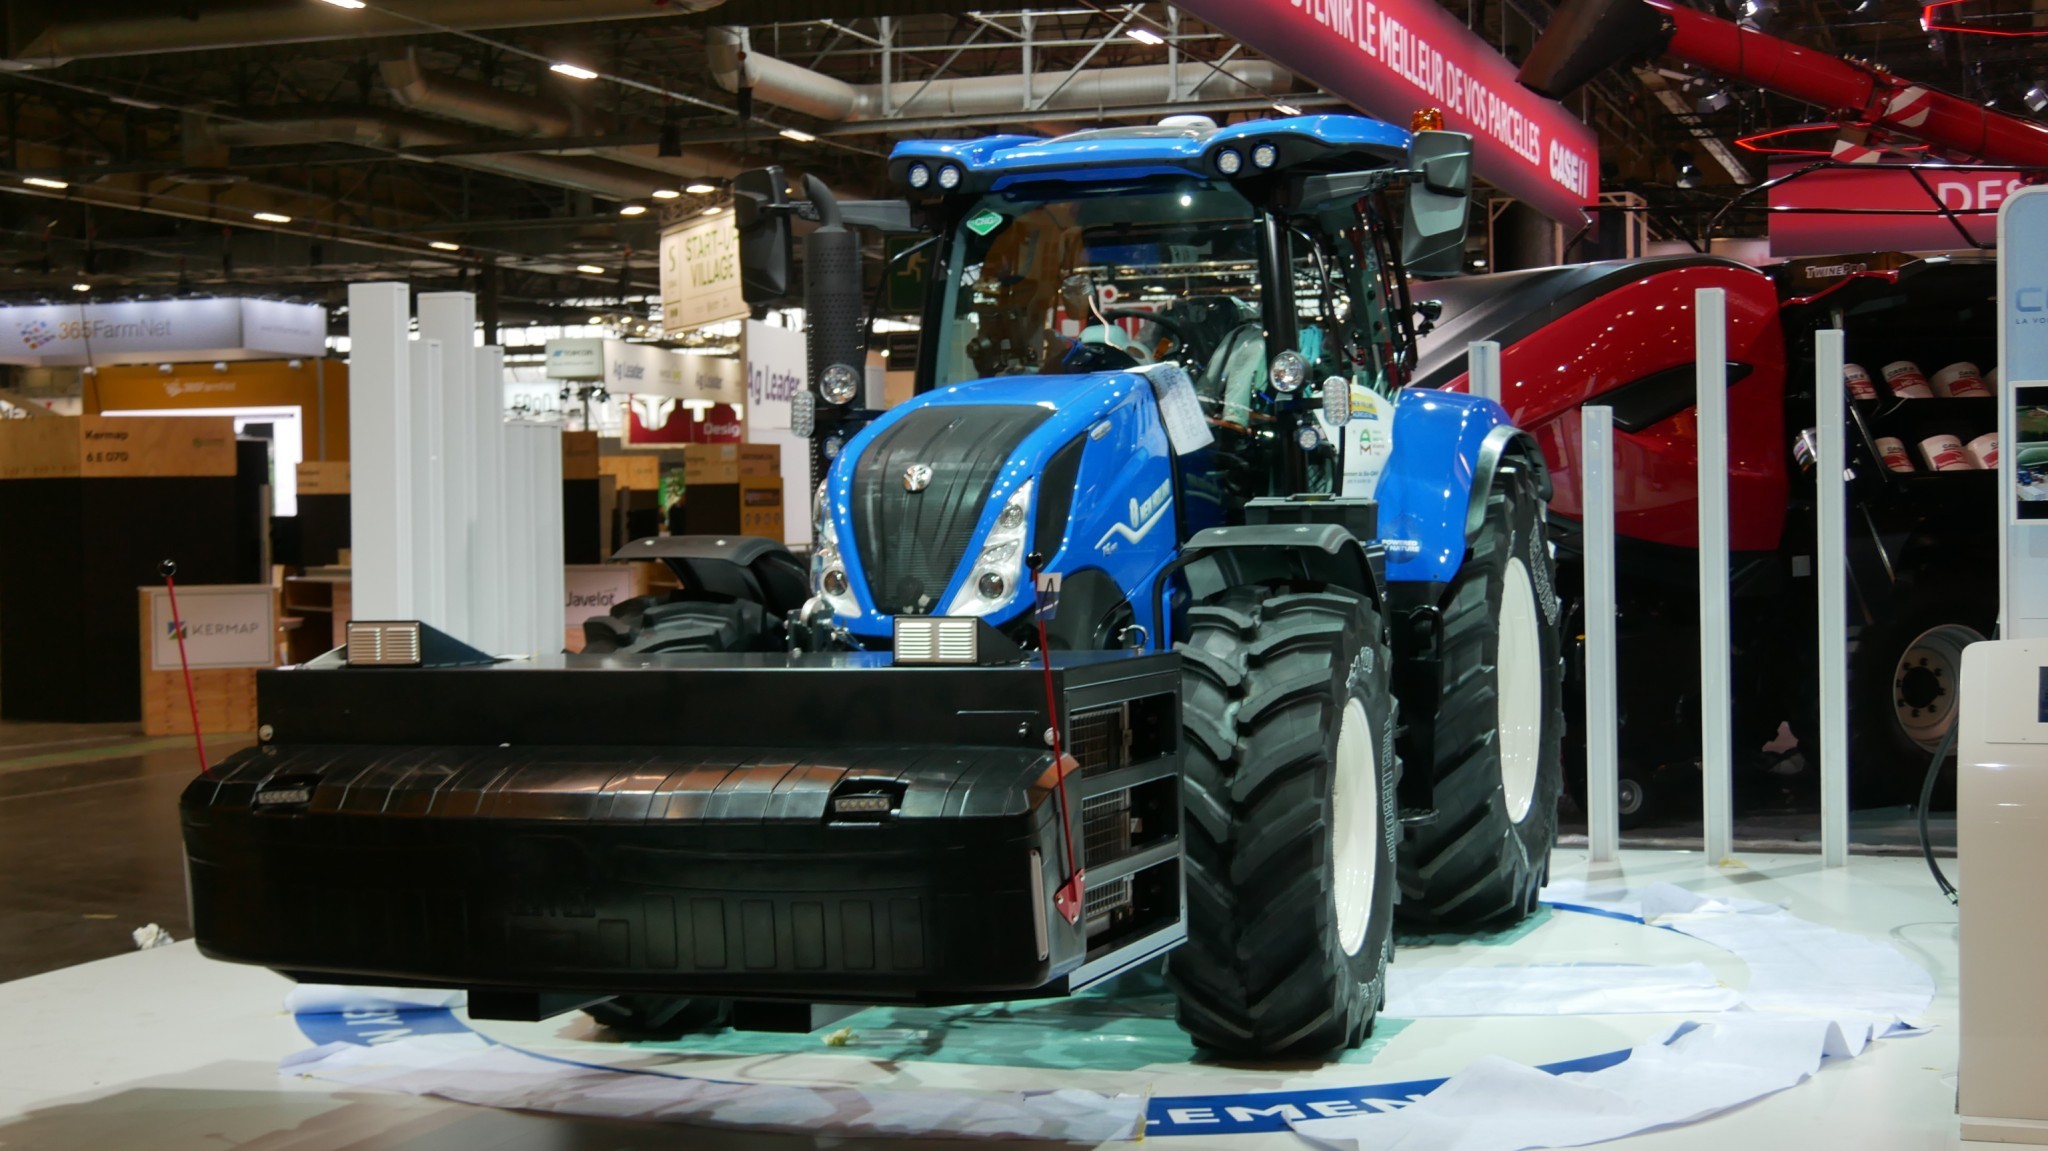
[
  {"left": 407, "top": 338, "right": 447, "bottom": 632},
  {"left": 472, "top": 343, "right": 509, "bottom": 654},
  {"left": 346, "top": 282, "right": 413, "bottom": 621},
  {"left": 1468, "top": 340, "right": 1502, "bottom": 403},
  {"left": 1815, "top": 329, "right": 1851, "bottom": 867},
  {"left": 1696, "top": 288, "right": 1735, "bottom": 863},
  {"left": 416, "top": 293, "right": 477, "bottom": 644},
  {"left": 513, "top": 422, "right": 565, "bottom": 657},
  {"left": 501, "top": 421, "right": 537, "bottom": 656},
  {"left": 1582, "top": 405, "right": 1621, "bottom": 863}
]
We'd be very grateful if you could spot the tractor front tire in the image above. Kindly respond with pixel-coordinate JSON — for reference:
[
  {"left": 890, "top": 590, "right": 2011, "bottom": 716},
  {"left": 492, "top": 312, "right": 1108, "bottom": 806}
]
[
  {"left": 1167, "top": 586, "right": 1399, "bottom": 1058},
  {"left": 1397, "top": 463, "right": 1565, "bottom": 929}
]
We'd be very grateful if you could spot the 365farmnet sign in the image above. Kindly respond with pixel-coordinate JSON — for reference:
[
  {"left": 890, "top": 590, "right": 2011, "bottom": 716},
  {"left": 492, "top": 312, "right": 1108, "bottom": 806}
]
[{"left": 1178, "top": 0, "right": 1600, "bottom": 226}]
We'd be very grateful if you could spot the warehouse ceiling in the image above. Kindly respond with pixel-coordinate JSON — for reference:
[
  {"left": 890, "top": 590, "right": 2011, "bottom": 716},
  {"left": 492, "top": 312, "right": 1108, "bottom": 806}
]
[{"left": 2, "top": 0, "right": 2045, "bottom": 318}]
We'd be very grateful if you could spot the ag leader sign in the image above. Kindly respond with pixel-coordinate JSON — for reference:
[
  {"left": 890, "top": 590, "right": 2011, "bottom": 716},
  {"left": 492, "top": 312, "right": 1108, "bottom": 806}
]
[
  {"left": 1176, "top": 0, "right": 1599, "bottom": 227},
  {"left": 661, "top": 213, "right": 748, "bottom": 332}
]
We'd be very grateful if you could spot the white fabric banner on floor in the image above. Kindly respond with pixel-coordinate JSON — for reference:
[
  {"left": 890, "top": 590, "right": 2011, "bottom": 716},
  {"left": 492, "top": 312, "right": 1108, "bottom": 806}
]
[
  {"left": 1291, "top": 1013, "right": 1884, "bottom": 1151},
  {"left": 283, "top": 1033, "right": 1148, "bottom": 1142},
  {"left": 1387, "top": 963, "right": 1741, "bottom": 1017},
  {"left": 1540, "top": 880, "right": 1936, "bottom": 1024}
]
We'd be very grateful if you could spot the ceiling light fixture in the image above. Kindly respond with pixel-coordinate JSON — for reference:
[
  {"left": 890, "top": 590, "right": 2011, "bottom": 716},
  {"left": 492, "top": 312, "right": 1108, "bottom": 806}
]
[
  {"left": 778, "top": 128, "right": 817, "bottom": 142},
  {"left": 652, "top": 188, "right": 682, "bottom": 199},
  {"left": 550, "top": 62, "right": 599, "bottom": 81},
  {"left": 71, "top": 282, "right": 90, "bottom": 292},
  {"left": 1272, "top": 103, "right": 1303, "bottom": 116},
  {"left": 703, "top": 205, "right": 723, "bottom": 215},
  {"left": 2027, "top": 84, "right": 2048, "bottom": 113},
  {"left": 1128, "top": 27, "right": 1165, "bottom": 45},
  {"left": 429, "top": 240, "right": 461, "bottom": 251},
  {"left": 684, "top": 182, "right": 717, "bottom": 195},
  {"left": 619, "top": 204, "right": 648, "bottom": 216},
  {"left": 576, "top": 264, "right": 606, "bottom": 275},
  {"left": 253, "top": 212, "right": 292, "bottom": 223},
  {"left": 23, "top": 176, "right": 68, "bottom": 190},
  {"left": 1696, "top": 88, "right": 1732, "bottom": 114},
  {"left": 317, "top": 0, "right": 367, "bottom": 8}
]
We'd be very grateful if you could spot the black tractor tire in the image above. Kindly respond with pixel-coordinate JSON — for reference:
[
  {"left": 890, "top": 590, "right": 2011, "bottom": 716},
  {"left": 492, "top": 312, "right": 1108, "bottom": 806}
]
[
  {"left": 623, "top": 600, "right": 767, "bottom": 654},
  {"left": 1166, "top": 585, "right": 1400, "bottom": 1058},
  {"left": 583, "top": 995, "right": 729, "bottom": 1040},
  {"left": 1397, "top": 464, "right": 1565, "bottom": 930},
  {"left": 1848, "top": 573, "right": 1991, "bottom": 808}
]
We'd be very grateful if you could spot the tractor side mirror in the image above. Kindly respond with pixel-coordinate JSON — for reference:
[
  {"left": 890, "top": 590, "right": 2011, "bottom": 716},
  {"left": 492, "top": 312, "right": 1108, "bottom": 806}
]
[
  {"left": 734, "top": 166, "right": 793, "bottom": 305},
  {"left": 1401, "top": 131, "right": 1474, "bottom": 279}
]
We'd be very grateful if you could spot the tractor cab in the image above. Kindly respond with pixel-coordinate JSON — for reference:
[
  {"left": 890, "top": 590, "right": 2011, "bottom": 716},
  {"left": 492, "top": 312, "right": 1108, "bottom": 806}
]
[{"left": 740, "top": 115, "right": 1476, "bottom": 651}]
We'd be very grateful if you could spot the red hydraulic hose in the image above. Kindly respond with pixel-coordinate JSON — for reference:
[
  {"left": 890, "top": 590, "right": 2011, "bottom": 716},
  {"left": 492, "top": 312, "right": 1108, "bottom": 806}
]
[{"left": 1648, "top": 0, "right": 2048, "bottom": 167}]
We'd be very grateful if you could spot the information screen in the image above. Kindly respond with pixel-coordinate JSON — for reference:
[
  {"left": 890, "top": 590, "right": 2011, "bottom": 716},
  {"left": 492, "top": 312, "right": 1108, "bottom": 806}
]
[{"left": 2018, "top": 384, "right": 2048, "bottom": 521}]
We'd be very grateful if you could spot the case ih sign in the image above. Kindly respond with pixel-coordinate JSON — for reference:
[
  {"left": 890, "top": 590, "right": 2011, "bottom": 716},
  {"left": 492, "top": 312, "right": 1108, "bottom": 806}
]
[{"left": 1177, "top": 0, "right": 1600, "bottom": 226}]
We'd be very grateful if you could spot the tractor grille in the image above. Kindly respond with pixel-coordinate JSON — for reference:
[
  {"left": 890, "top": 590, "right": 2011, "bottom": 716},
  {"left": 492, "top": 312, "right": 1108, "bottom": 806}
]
[
  {"left": 1083, "top": 791, "right": 1134, "bottom": 866},
  {"left": 850, "top": 405, "right": 1050, "bottom": 616},
  {"left": 1068, "top": 705, "right": 1129, "bottom": 776},
  {"left": 1084, "top": 875, "right": 1135, "bottom": 934}
]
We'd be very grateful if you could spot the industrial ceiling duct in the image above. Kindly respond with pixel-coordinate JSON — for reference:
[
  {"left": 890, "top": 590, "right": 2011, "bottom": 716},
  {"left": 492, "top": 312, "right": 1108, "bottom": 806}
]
[
  {"left": 380, "top": 54, "right": 752, "bottom": 185},
  {"left": 703, "top": 26, "right": 1296, "bottom": 123},
  {"left": 213, "top": 112, "right": 675, "bottom": 202}
]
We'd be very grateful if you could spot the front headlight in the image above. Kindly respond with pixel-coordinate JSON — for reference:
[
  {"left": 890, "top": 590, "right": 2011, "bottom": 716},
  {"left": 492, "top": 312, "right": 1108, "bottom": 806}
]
[
  {"left": 944, "top": 480, "right": 1034, "bottom": 618},
  {"left": 810, "top": 480, "right": 861, "bottom": 618}
]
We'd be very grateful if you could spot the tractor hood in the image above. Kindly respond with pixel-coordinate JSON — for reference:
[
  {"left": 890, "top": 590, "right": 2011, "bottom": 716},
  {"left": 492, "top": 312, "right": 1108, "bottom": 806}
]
[{"left": 815, "top": 369, "right": 1181, "bottom": 641}]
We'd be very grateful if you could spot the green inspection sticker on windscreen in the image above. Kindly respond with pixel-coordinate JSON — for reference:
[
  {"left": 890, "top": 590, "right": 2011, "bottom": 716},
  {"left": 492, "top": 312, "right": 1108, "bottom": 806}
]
[{"left": 965, "top": 208, "right": 1004, "bottom": 236}]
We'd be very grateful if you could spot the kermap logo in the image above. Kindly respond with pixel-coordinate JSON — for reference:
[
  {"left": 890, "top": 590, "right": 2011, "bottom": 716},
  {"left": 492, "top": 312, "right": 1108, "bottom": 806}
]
[{"left": 19, "top": 320, "right": 54, "bottom": 350}]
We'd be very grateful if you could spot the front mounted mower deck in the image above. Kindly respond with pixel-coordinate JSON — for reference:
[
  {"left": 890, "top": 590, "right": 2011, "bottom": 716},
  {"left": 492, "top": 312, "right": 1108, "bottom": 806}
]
[{"left": 182, "top": 649, "right": 1185, "bottom": 1010}]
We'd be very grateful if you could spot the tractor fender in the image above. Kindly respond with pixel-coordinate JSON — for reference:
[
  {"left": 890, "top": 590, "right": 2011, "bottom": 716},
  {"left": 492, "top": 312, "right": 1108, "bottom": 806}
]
[{"left": 1375, "top": 389, "right": 1551, "bottom": 588}]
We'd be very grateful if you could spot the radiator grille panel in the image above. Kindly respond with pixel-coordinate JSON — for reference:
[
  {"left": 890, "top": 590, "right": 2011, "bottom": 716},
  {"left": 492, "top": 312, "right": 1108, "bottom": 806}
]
[
  {"left": 1068, "top": 705, "right": 1127, "bottom": 776},
  {"left": 850, "top": 405, "right": 1050, "bottom": 616}
]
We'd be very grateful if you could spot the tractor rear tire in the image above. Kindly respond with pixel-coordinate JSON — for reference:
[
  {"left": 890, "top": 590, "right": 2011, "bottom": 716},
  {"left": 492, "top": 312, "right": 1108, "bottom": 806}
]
[
  {"left": 1848, "top": 572, "right": 1991, "bottom": 808},
  {"left": 1397, "top": 464, "right": 1565, "bottom": 929},
  {"left": 583, "top": 995, "right": 729, "bottom": 1040},
  {"left": 1166, "top": 585, "right": 1399, "bottom": 1057},
  {"left": 624, "top": 601, "right": 767, "bottom": 654}
]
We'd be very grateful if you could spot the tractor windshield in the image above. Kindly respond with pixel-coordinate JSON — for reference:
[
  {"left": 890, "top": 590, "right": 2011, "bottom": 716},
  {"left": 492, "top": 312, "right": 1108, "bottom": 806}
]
[{"left": 928, "top": 180, "right": 1266, "bottom": 392}]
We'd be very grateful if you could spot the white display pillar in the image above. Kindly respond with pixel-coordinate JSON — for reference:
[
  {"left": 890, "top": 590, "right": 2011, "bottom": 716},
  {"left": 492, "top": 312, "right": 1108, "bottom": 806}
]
[
  {"left": 471, "top": 342, "right": 509, "bottom": 654},
  {"left": 416, "top": 293, "right": 479, "bottom": 645},
  {"left": 407, "top": 338, "right": 448, "bottom": 633},
  {"left": 1582, "top": 405, "right": 1621, "bottom": 863},
  {"left": 1696, "top": 287, "right": 1735, "bottom": 863},
  {"left": 504, "top": 421, "right": 565, "bottom": 656},
  {"left": 1815, "top": 329, "right": 1850, "bottom": 868},
  {"left": 1467, "top": 340, "right": 1502, "bottom": 403},
  {"left": 346, "top": 282, "right": 413, "bottom": 621}
]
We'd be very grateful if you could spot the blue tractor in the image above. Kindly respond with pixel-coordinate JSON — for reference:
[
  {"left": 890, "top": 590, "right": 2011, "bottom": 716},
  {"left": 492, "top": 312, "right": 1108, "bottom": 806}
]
[{"left": 180, "top": 113, "right": 1564, "bottom": 1059}]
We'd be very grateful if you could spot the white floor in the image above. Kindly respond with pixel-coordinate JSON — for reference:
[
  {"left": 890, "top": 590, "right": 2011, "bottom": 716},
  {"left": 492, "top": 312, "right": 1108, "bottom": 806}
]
[{"left": 0, "top": 849, "right": 1986, "bottom": 1150}]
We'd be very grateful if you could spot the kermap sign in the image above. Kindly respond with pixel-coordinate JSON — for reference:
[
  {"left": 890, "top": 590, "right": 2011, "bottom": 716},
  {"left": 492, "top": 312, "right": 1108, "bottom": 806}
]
[
  {"left": 0, "top": 297, "right": 327, "bottom": 367},
  {"left": 1767, "top": 161, "right": 2023, "bottom": 257},
  {"left": 660, "top": 213, "right": 748, "bottom": 332},
  {"left": 1175, "top": 0, "right": 1599, "bottom": 226},
  {"left": 144, "top": 584, "right": 275, "bottom": 671}
]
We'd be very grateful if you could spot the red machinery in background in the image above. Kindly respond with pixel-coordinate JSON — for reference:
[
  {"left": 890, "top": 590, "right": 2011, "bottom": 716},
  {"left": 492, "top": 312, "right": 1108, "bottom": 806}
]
[
  {"left": 1399, "top": 0, "right": 2024, "bottom": 821},
  {"left": 1519, "top": 0, "right": 2048, "bottom": 169}
]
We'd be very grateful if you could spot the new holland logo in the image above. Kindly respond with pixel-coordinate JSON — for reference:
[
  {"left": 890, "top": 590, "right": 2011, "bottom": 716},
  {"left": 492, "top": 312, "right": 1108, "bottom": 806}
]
[
  {"left": 1097, "top": 478, "right": 1172, "bottom": 551},
  {"left": 903, "top": 463, "right": 933, "bottom": 492}
]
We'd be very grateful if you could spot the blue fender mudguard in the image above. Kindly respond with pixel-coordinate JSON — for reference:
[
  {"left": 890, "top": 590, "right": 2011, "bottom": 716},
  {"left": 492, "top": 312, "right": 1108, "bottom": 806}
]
[{"left": 1373, "top": 389, "right": 1552, "bottom": 587}]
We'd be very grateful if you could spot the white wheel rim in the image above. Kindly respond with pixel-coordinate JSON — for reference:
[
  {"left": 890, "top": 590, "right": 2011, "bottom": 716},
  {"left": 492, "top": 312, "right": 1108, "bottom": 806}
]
[
  {"left": 1331, "top": 698, "right": 1378, "bottom": 957},
  {"left": 1890, "top": 623, "right": 1982, "bottom": 751},
  {"left": 1497, "top": 557, "right": 1545, "bottom": 824}
]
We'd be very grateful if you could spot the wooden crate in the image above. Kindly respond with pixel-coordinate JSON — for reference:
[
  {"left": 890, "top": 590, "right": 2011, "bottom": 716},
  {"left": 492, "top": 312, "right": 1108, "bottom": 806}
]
[{"left": 142, "top": 666, "right": 258, "bottom": 736}]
